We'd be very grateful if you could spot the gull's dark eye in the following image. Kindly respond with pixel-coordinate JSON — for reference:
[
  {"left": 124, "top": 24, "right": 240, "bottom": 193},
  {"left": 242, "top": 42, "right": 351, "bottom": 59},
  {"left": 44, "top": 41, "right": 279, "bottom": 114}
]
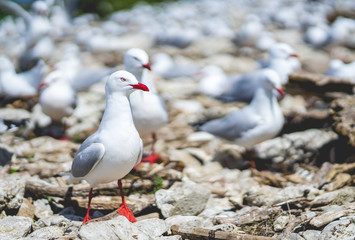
[{"left": 120, "top": 77, "right": 126, "bottom": 82}]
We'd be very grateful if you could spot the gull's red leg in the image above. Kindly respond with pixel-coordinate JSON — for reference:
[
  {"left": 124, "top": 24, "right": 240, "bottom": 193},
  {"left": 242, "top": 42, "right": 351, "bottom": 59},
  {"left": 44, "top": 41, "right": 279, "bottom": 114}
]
[
  {"left": 141, "top": 132, "right": 159, "bottom": 164},
  {"left": 117, "top": 180, "right": 136, "bottom": 222},
  {"left": 82, "top": 188, "right": 93, "bottom": 224}
]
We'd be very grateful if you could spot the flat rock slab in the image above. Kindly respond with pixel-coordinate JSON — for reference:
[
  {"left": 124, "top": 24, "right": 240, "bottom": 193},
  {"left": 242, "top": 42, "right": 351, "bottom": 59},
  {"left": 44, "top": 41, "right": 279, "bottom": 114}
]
[
  {"left": 0, "top": 175, "right": 26, "bottom": 211},
  {"left": 155, "top": 180, "right": 211, "bottom": 218},
  {"left": 320, "top": 216, "right": 355, "bottom": 240},
  {"left": 0, "top": 216, "right": 32, "bottom": 238},
  {"left": 78, "top": 215, "right": 150, "bottom": 240},
  {"left": 28, "top": 226, "right": 64, "bottom": 239},
  {"left": 253, "top": 129, "right": 338, "bottom": 164}
]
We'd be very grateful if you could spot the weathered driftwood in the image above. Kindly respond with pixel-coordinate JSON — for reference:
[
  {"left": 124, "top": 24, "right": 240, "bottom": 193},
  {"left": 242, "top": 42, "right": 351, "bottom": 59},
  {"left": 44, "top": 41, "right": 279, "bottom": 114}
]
[
  {"left": 170, "top": 225, "right": 278, "bottom": 240},
  {"left": 288, "top": 72, "right": 355, "bottom": 94},
  {"left": 25, "top": 178, "right": 173, "bottom": 198},
  {"left": 67, "top": 194, "right": 155, "bottom": 213}
]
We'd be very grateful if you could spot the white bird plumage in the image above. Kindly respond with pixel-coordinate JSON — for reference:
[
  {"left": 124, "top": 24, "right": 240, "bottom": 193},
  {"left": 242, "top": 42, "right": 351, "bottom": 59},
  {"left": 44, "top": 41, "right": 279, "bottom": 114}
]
[
  {"left": 0, "top": 55, "right": 47, "bottom": 98},
  {"left": 125, "top": 48, "right": 169, "bottom": 137},
  {"left": 71, "top": 70, "right": 149, "bottom": 224},
  {"left": 198, "top": 69, "right": 284, "bottom": 149}
]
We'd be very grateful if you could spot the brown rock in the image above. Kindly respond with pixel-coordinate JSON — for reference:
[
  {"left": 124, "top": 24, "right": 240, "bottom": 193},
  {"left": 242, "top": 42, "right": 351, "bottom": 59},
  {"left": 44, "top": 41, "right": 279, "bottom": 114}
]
[
  {"left": 17, "top": 198, "right": 35, "bottom": 219},
  {"left": 331, "top": 96, "right": 355, "bottom": 147}
]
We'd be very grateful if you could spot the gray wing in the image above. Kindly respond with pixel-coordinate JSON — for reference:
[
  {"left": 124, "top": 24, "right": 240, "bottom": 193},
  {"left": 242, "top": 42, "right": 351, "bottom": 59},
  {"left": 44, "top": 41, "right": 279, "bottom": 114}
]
[
  {"left": 200, "top": 107, "right": 260, "bottom": 141},
  {"left": 219, "top": 71, "right": 262, "bottom": 102},
  {"left": 72, "top": 67, "right": 116, "bottom": 91},
  {"left": 71, "top": 135, "right": 105, "bottom": 177}
]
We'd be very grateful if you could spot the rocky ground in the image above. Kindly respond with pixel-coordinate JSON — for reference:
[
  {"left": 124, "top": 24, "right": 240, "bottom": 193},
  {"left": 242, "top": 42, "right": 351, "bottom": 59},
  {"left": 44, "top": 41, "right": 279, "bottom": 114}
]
[{"left": 0, "top": 1, "right": 355, "bottom": 240}]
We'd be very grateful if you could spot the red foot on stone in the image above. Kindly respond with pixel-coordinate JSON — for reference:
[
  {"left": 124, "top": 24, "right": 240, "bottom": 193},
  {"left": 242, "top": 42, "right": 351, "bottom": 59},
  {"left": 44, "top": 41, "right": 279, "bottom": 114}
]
[
  {"left": 133, "top": 152, "right": 160, "bottom": 170},
  {"left": 82, "top": 214, "right": 92, "bottom": 224},
  {"left": 246, "top": 160, "right": 256, "bottom": 169},
  {"left": 117, "top": 202, "right": 136, "bottom": 223},
  {"left": 141, "top": 152, "right": 159, "bottom": 164},
  {"left": 59, "top": 137, "right": 69, "bottom": 141}
]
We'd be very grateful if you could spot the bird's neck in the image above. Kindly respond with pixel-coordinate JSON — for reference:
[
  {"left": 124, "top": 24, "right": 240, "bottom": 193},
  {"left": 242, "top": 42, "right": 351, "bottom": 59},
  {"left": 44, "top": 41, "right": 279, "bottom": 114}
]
[
  {"left": 250, "top": 87, "right": 276, "bottom": 115},
  {"left": 99, "top": 92, "right": 134, "bottom": 131}
]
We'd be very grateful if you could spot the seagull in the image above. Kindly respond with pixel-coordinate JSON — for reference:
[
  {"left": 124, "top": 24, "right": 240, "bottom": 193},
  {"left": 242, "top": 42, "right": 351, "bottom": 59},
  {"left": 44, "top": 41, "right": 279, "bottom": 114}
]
[
  {"left": 258, "top": 43, "right": 300, "bottom": 84},
  {"left": 53, "top": 44, "right": 116, "bottom": 91},
  {"left": 196, "top": 69, "right": 284, "bottom": 149},
  {"left": 324, "top": 59, "right": 355, "bottom": 78},
  {"left": 39, "top": 70, "right": 77, "bottom": 123},
  {"left": 233, "top": 15, "right": 265, "bottom": 48},
  {"left": 124, "top": 48, "right": 169, "bottom": 164},
  {"left": 197, "top": 65, "right": 228, "bottom": 97},
  {"left": 0, "top": 55, "right": 47, "bottom": 98},
  {"left": 0, "top": 0, "right": 53, "bottom": 70},
  {"left": 151, "top": 53, "right": 199, "bottom": 79},
  {"left": 70, "top": 70, "right": 149, "bottom": 224}
]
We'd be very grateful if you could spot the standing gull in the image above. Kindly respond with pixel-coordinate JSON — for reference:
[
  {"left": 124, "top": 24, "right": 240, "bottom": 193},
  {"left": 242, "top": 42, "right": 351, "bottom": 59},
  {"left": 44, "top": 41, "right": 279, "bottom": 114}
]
[
  {"left": 196, "top": 69, "right": 284, "bottom": 149},
  {"left": 124, "top": 48, "right": 169, "bottom": 164},
  {"left": 70, "top": 70, "right": 149, "bottom": 224},
  {"left": 0, "top": 56, "right": 47, "bottom": 98}
]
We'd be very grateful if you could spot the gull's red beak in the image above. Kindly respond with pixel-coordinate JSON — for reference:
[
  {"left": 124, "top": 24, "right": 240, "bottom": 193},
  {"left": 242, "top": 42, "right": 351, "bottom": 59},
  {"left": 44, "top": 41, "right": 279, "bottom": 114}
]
[
  {"left": 289, "top": 53, "right": 298, "bottom": 58},
  {"left": 38, "top": 82, "right": 48, "bottom": 89},
  {"left": 276, "top": 88, "right": 285, "bottom": 98},
  {"left": 142, "top": 63, "right": 151, "bottom": 71},
  {"left": 130, "top": 82, "right": 149, "bottom": 92}
]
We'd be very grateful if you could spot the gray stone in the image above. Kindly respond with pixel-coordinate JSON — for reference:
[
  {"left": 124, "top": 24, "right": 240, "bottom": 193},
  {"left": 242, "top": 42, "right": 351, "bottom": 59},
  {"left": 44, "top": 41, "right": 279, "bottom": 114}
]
[
  {"left": 253, "top": 129, "right": 338, "bottom": 164},
  {"left": 320, "top": 216, "right": 355, "bottom": 240},
  {"left": 244, "top": 184, "right": 319, "bottom": 206},
  {"left": 165, "top": 215, "right": 213, "bottom": 232},
  {"left": 78, "top": 215, "right": 149, "bottom": 240},
  {"left": 0, "top": 216, "right": 32, "bottom": 238},
  {"left": 134, "top": 218, "right": 168, "bottom": 238},
  {"left": 301, "top": 230, "right": 321, "bottom": 240},
  {"left": 32, "top": 215, "right": 73, "bottom": 231},
  {"left": 28, "top": 226, "right": 64, "bottom": 239},
  {"left": 0, "top": 175, "right": 26, "bottom": 211},
  {"left": 287, "top": 233, "right": 305, "bottom": 240},
  {"left": 274, "top": 215, "right": 295, "bottom": 232},
  {"left": 312, "top": 186, "right": 355, "bottom": 205},
  {"left": 155, "top": 180, "right": 211, "bottom": 218},
  {"left": 33, "top": 199, "right": 53, "bottom": 219},
  {"left": 0, "top": 144, "right": 14, "bottom": 167}
]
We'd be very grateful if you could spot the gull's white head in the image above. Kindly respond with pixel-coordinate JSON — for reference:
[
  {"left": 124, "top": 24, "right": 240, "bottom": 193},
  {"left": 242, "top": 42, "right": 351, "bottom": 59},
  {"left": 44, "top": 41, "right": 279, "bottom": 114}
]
[
  {"left": 31, "top": 1, "right": 48, "bottom": 16},
  {"left": 38, "top": 70, "right": 69, "bottom": 89},
  {"left": 106, "top": 70, "right": 149, "bottom": 94},
  {"left": 261, "top": 69, "right": 284, "bottom": 97},
  {"left": 124, "top": 48, "right": 151, "bottom": 75},
  {"left": 269, "top": 43, "right": 298, "bottom": 59},
  {"left": 328, "top": 59, "right": 343, "bottom": 71}
]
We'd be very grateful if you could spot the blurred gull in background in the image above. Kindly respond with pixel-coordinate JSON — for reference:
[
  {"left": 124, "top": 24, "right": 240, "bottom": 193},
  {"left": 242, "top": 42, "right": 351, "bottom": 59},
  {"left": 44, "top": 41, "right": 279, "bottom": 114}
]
[
  {"left": 0, "top": 55, "right": 47, "bottom": 98},
  {"left": 324, "top": 59, "right": 355, "bottom": 78},
  {"left": 194, "top": 69, "right": 284, "bottom": 149},
  {"left": 125, "top": 48, "right": 168, "bottom": 164}
]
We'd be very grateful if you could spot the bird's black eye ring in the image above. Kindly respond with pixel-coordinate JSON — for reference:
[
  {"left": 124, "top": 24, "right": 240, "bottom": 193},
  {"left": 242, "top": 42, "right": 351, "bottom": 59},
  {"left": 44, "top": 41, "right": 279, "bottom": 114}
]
[{"left": 120, "top": 77, "right": 126, "bottom": 82}]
